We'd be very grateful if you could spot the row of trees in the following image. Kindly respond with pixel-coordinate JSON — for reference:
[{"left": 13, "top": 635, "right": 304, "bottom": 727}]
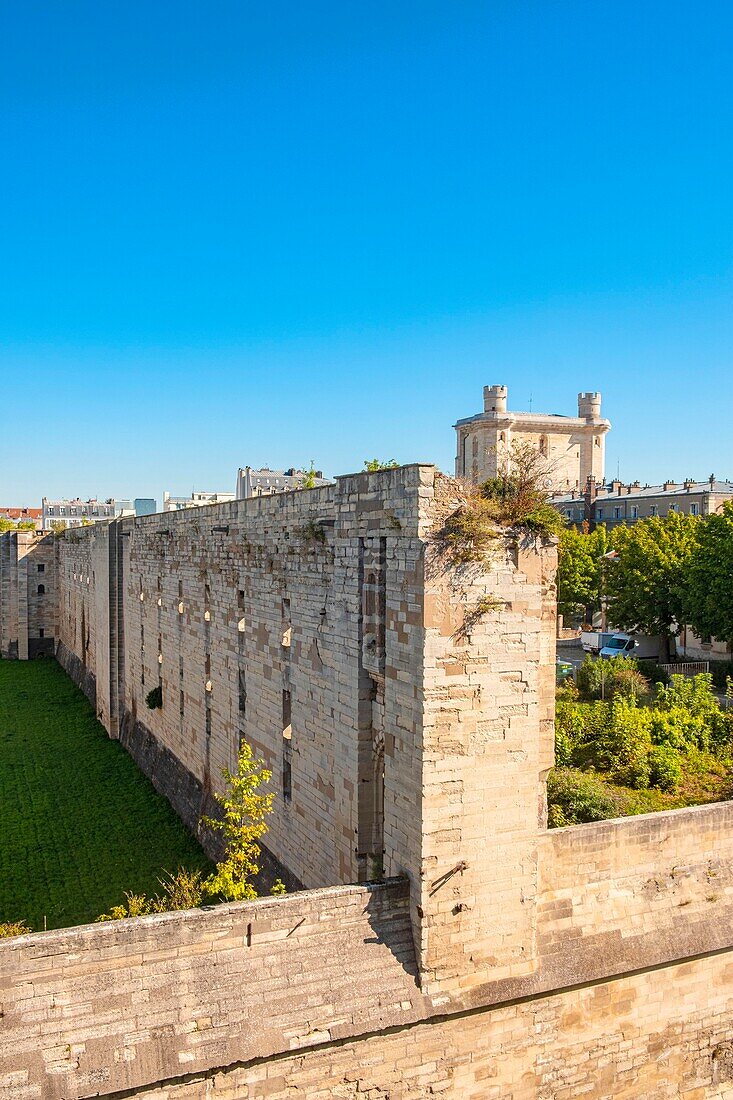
[
  {"left": 0, "top": 519, "right": 36, "bottom": 533},
  {"left": 557, "top": 504, "right": 733, "bottom": 658}
]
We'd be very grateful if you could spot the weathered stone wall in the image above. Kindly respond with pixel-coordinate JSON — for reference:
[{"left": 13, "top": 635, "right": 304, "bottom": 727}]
[
  {"left": 5, "top": 881, "right": 733, "bottom": 1100},
  {"left": 6, "top": 466, "right": 733, "bottom": 1097},
  {"left": 130, "top": 950, "right": 733, "bottom": 1100},
  {"left": 0, "top": 881, "right": 422, "bottom": 1100},
  {"left": 50, "top": 467, "right": 562, "bottom": 999},
  {"left": 0, "top": 530, "right": 56, "bottom": 659}
]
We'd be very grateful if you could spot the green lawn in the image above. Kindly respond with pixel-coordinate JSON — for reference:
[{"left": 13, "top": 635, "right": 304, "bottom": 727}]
[{"left": 0, "top": 658, "right": 212, "bottom": 930}]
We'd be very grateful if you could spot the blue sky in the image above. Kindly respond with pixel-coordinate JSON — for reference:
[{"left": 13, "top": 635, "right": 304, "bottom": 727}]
[{"left": 1, "top": 1, "right": 732, "bottom": 506}]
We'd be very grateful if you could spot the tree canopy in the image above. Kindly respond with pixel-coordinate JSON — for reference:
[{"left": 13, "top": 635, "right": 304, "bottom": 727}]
[
  {"left": 605, "top": 513, "right": 698, "bottom": 659},
  {"left": 556, "top": 524, "right": 610, "bottom": 623},
  {"left": 684, "top": 501, "right": 733, "bottom": 645}
]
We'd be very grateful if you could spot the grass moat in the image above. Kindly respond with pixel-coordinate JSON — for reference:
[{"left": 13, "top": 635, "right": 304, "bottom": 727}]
[{"left": 0, "top": 658, "right": 211, "bottom": 930}]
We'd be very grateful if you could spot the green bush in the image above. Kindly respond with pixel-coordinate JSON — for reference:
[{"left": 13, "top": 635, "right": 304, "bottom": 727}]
[
  {"left": 594, "top": 697, "right": 652, "bottom": 789},
  {"left": 555, "top": 700, "right": 585, "bottom": 766},
  {"left": 0, "top": 919, "right": 32, "bottom": 938},
  {"left": 648, "top": 744, "right": 683, "bottom": 792},
  {"left": 637, "top": 659, "right": 670, "bottom": 686},
  {"left": 155, "top": 868, "right": 205, "bottom": 911},
  {"left": 647, "top": 706, "right": 710, "bottom": 752},
  {"left": 547, "top": 768, "right": 620, "bottom": 825},
  {"left": 655, "top": 673, "right": 719, "bottom": 720},
  {"left": 555, "top": 699, "right": 610, "bottom": 767},
  {"left": 575, "top": 655, "right": 604, "bottom": 700},
  {"left": 575, "top": 655, "right": 649, "bottom": 702},
  {"left": 97, "top": 868, "right": 205, "bottom": 920},
  {"left": 612, "top": 666, "right": 652, "bottom": 700}
]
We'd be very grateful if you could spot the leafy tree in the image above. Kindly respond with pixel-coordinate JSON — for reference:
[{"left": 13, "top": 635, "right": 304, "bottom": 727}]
[
  {"left": 17, "top": 521, "right": 36, "bottom": 530},
  {"left": 556, "top": 525, "right": 609, "bottom": 623},
  {"left": 605, "top": 513, "right": 698, "bottom": 661},
  {"left": 364, "top": 458, "right": 399, "bottom": 471},
  {"left": 201, "top": 741, "right": 275, "bottom": 902},
  {"left": 684, "top": 501, "right": 733, "bottom": 647},
  {"left": 0, "top": 518, "right": 15, "bottom": 533},
  {"left": 50, "top": 520, "right": 66, "bottom": 535}
]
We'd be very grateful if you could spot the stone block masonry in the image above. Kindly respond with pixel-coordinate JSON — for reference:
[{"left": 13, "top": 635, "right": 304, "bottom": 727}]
[
  {"left": 47, "top": 466, "right": 564, "bottom": 1001},
  {"left": 0, "top": 529, "right": 56, "bottom": 660},
  {"left": 4, "top": 464, "right": 733, "bottom": 1098},
  {"left": 0, "top": 881, "right": 423, "bottom": 1100}
]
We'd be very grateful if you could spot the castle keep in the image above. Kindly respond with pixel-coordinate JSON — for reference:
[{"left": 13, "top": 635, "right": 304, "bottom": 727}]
[
  {"left": 455, "top": 384, "right": 610, "bottom": 491},
  {"left": 3, "top": 465, "right": 733, "bottom": 1099}
]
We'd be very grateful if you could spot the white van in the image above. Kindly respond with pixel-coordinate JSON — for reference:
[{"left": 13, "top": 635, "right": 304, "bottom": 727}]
[{"left": 598, "top": 634, "right": 661, "bottom": 660}]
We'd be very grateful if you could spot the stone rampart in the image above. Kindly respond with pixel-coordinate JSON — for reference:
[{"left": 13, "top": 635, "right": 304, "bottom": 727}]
[
  {"left": 5, "top": 466, "right": 733, "bottom": 1097},
  {"left": 0, "top": 881, "right": 422, "bottom": 1100},
  {"left": 129, "top": 950, "right": 733, "bottom": 1099},
  {"left": 0, "top": 530, "right": 55, "bottom": 660}
]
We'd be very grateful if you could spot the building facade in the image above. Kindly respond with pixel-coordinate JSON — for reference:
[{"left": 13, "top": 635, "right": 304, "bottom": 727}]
[
  {"left": 134, "top": 498, "right": 157, "bottom": 517},
  {"left": 162, "top": 490, "right": 235, "bottom": 512},
  {"left": 41, "top": 497, "right": 119, "bottom": 530},
  {"left": 552, "top": 476, "right": 733, "bottom": 528},
  {"left": 235, "top": 465, "right": 331, "bottom": 499},
  {"left": 454, "top": 384, "right": 610, "bottom": 491},
  {"left": 0, "top": 507, "right": 42, "bottom": 528}
]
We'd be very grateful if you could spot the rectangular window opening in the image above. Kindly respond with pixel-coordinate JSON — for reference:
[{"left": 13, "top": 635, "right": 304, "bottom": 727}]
[
  {"left": 282, "top": 688, "right": 292, "bottom": 802},
  {"left": 281, "top": 597, "right": 291, "bottom": 647}
]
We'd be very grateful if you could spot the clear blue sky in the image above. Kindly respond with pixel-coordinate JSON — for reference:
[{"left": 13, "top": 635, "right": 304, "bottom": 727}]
[{"left": 2, "top": 1, "right": 732, "bottom": 506}]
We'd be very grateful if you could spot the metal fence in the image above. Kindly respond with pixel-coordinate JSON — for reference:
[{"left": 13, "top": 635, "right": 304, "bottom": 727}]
[{"left": 659, "top": 661, "right": 710, "bottom": 678}]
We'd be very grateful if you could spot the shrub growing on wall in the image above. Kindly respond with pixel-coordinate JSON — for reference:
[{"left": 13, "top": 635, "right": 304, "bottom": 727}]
[
  {"left": 0, "top": 919, "right": 32, "bottom": 937},
  {"left": 145, "top": 685, "right": 162, "bottom": 710}
]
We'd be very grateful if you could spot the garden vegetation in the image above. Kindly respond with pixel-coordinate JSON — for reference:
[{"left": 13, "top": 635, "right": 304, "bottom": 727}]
[{"left": 549, "top": 658, "right": 733, "bottom": 827}]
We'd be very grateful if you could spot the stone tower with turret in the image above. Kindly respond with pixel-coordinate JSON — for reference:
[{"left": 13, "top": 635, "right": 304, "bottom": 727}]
[{"left": 454, "top": 384, "right": 610, "bottom": 492}]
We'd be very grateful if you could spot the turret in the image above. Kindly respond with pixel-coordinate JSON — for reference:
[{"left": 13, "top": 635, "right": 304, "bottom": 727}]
[
  {"left": 483, "top": 384, "right": 508, "bottom": 414},
  {"left": 578, "top": 392, "right": 602, "bottom": 419}
]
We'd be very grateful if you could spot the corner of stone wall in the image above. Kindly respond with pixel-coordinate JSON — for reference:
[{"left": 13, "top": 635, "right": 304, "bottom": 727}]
[{"left": 410, "top": 484, "right": 558, "bottom": 999}]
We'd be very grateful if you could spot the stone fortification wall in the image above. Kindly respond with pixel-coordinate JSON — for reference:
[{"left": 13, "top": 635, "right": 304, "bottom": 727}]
[
  {"left": 129, "top": 950, "right": 733, "bottom": 1099},
  {"left": 7, "top": 465, "right": 733, "bottom": 1097},
  {"left": 0, "top": 530, "right": 56, "bottom": 659},
  {"left": 0, "top": 881, "right": 423, "bottom": 1100},
  {"left": 51, "top": 467, "right": 568, "bottom": 1002}
]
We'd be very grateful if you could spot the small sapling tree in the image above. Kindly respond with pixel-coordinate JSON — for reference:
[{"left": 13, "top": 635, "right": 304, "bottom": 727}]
[
  {"left": 201, "top": 741, "right": 276, "bottom": 902},
  {"left": 299, "top": 461, "right": 319, "bottom": 489}
]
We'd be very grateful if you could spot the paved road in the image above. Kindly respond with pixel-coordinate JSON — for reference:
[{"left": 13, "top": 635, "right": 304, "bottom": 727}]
[{"left": 556, "top": 640, "right": 585, "bottom": 670}]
